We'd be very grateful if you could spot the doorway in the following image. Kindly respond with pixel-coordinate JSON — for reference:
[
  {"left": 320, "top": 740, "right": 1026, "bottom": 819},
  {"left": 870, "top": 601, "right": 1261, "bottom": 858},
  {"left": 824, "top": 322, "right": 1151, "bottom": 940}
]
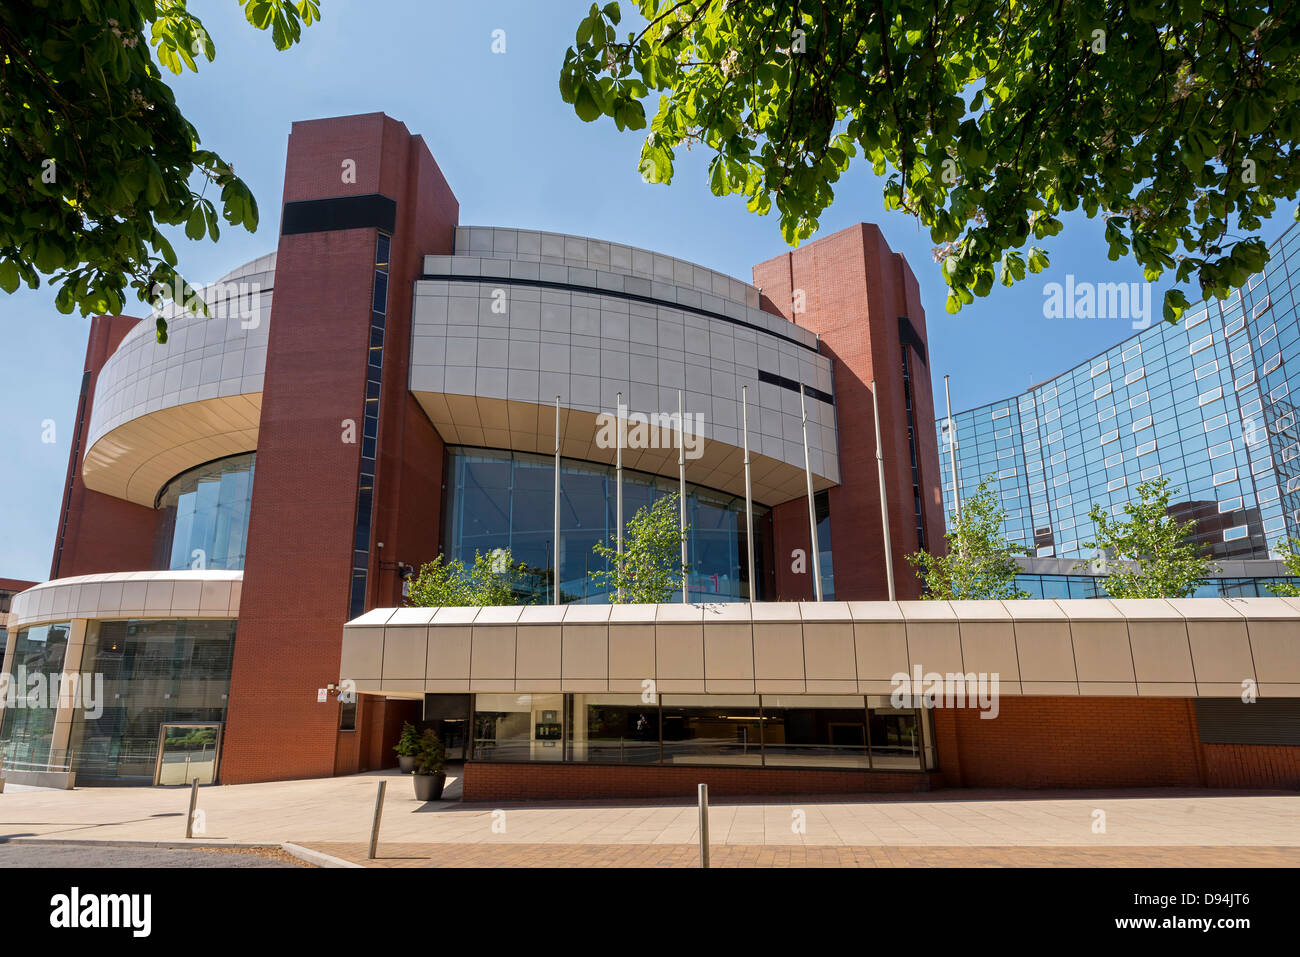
[{"left": 153, "top": 722, "right": 223, "bottom": 785}]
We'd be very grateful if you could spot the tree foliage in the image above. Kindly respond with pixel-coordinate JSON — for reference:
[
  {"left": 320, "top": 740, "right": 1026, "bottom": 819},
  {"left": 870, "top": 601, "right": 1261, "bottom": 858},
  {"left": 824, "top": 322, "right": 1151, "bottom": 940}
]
[
  {"left": 1078, "top": 477, "right": 1215, "bottom": 598},
  {"left": 406, "top": 549, "right": 531, "bottom": 607},
  {"left": 560, "top": 1, "right": 1299, "bottom": 323},
  {"left": 0, "top": 0, "right": 319, "bottom": 339},
  {"left": 1269, "top": 537, "right": 1300, "bottom": 597},
  {"left": 590, "top": 492, "right": 688, "bottom": 603},
  {"left": 907, "top": 476, "right": 1028, "bottom": 600}
]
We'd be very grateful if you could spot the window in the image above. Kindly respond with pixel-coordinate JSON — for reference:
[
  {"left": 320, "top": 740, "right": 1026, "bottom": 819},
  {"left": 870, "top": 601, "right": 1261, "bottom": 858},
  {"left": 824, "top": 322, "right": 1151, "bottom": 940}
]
[
  {"left": 992, "top": 407, "right": 1011, "bottom": 420},
  {"left": 1137, "top": 439, "right": 1157, "bottom": 456},
  {"left": 1213, "top": 468, "right": 1239, "bottom": 486},
  {"left": 1091, "top": 360, "right": 1109, "bottom": 377},
  {"left": 1105, "top": 451, "right": 1124, "bottom": 468},
  {"left": 339, "top": 698, "right": 357, "bottom": 732},
  {"left": 1258, "top": 321, "right": 1277, "bottom": 346},
  {"left": 1252, "top": 296, "right": 1272, "bottom": 320},
  {"left": 1189, "top": 333, "right": 1213, "bottom": 355},
  {"left": 1186, "top": 307, "right": 1210, "bottom": 328},
  {"left": 1263, "top": 352, "right": 1282, "bottom": 375},
  {"left": 1098, "top": 406, "right": 1117, "bottom": 422},
  {"left": 1225, "top": 315, "right": 1246, "bottom": 338},
  {"left": 1271, "top": 382, "right": 1290, "bottom": 402},
  {"left": 1122, "top": 343, "right": 1142, "bottom": 361},
  {"left": 1101, "top": 429, "right": 1120, "bottom": 445},
  {"left": 1124, "top": 366, "right": 1145, "bottom": 385},
  {"left": 1093, "top": 382, "right": 1112, "bottom": 400},
  {"left": 1140, "top": 464, "right": 1163, "bottom": 480},
  {"left": 1230, "top": 342, "right": 1252, "bottom": 366},
  {"left": 1235, "top": 371, "right": 1256, "bottom": 391},
  {"left": 1130, "top": 391, "right": 1150, "bottom": 408},
  {"left": 1208, "top": 440, "right": 1234, "bottom": 459},
  {"left": 1198, "top": 387, "right": 1222, "bottom": 406},
  {"left": 1203, "top": 413, "right": 1229, "bottom": 433},
  {"left": 1223, "top": 526, "right": 1249, "bottom": 542},
  {"left": 1195, "top": 360, "right": 1220, "bottom": 380},
  {"left": 1218, "top": 497, "right": 1243, "bottom": 513},
  {"left": 1107, "top": 476, "right": 1128, "bottom": 492}
]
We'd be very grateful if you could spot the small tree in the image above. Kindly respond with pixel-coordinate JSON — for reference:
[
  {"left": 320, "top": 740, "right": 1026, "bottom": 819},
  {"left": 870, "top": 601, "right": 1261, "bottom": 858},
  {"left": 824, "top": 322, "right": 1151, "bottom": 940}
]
[
  {"left": 1077, "top": 477, "right": 1215, "bottom": 599},
  {"left": 406, "top": 548, "right": 530, "bottom": 607},
  {"left": 908, "top": 477, "right": 1029, "bottom": 600},
  {"left": 1270, "top": 538, "right": 1300, "bottom": 597},
  {"left": 590, "top": 493, "right": 688, "bottom": 603}
]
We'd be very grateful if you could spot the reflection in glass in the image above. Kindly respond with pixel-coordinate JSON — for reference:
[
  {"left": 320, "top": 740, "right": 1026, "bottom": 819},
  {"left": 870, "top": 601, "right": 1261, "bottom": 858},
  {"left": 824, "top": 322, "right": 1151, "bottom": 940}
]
[
  {"left": 68, "top": 619, "right": 236, "bottom": 783},
  {"left": 569, "top": 694, "right": 660, "bottom": 763},
  {"left": 761, "top": 694, "right": 868, "bottom": 768},
  {"left": 473, "top": 693, "right": 565, "bottom": 762},
  {"left": 444, "top": 447, "right": 770, "bottom": 603},
  {"left": 661, "top": 695, "right": 762, "bottom": 765},
  {"left": 0, "top": 622, "right": 72, "bottom": 767},
  {"left": 153, "top": 453, "right": 256, "bottom": 571}
]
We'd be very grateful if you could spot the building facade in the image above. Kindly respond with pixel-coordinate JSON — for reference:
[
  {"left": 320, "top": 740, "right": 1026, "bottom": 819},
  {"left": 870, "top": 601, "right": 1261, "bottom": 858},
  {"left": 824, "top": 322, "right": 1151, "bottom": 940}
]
[
  {"left": 3, "top": 112, "right": 1297, "bottom": 796},
  {"left": 1, "top": 112, "right": 943, "bottom": 789},
  {"left": 937, "top": 223, "right": 1300, "bottom": 597}
]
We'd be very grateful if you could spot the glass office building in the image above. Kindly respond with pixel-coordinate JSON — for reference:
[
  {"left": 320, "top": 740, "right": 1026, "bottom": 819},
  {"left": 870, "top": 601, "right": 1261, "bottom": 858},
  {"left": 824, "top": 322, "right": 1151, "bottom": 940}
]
[{"left": 938, "top": 223, "right": 1300, "bottom": 583}]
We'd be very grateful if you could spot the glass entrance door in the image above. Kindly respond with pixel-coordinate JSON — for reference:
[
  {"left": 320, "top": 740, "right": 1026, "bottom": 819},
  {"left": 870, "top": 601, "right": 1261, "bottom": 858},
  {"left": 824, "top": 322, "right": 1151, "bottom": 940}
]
[
  {"left": 153, "top": 723, "right": 223, "bottom": 785},
  {"left": 438, "top": 719, "right": 465, "bottom": 760}
]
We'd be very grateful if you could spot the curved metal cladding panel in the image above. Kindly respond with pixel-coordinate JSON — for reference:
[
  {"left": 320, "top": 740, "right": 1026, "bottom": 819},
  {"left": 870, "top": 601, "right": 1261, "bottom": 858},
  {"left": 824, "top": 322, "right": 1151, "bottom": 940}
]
[
  {"left": 80, "top": 254, "right": 275, "bottom": 506},
  {"left": 7, "top": 570, "right": 243, "bottom": 629},
  {"left": 411, "top": 227, "right": 839, "bottom": 506},
  {"left": 937, "top": 221, "right": 1300, "bottom": 564},
  {"left": 340, "top": 595, "right": 1300, "bottom": 698}
]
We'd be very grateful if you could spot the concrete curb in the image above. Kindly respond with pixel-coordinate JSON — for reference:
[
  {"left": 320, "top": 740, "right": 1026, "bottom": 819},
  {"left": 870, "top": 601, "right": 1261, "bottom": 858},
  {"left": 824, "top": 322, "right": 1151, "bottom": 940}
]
[
  {"left": 4, "top": 837, "right": 277, "bottom": 850},
  {"left": 280, "top": 842, "right": 364, "bottom": 869}
]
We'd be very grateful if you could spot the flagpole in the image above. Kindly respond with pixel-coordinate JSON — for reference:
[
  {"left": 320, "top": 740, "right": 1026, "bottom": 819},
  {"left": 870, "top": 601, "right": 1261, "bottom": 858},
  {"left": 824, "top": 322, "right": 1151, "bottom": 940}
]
[
  {"left": 741, "top": 384, "right": 756, "bottom": 603},
  {"left": 616, "top": 391, "right": 624, "bottom": 602},
  {"left": 678, "top": 389, "right": 688, "bottom": 604},
  {"left": 553, "top": 395, "right": 561, "bottom": 605}
]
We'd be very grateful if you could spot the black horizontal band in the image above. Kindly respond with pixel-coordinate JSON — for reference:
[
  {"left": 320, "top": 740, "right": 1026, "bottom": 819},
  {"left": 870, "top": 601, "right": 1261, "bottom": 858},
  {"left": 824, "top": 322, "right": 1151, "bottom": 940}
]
[{"left": 281, "top": 194, "right": 397, "bottom": 235}]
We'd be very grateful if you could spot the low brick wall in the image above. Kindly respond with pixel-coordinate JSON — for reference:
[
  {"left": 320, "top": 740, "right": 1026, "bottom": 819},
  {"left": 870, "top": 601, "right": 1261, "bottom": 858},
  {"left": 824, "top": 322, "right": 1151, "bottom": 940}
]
[
  {"left": 463, "top": 762, "right": 938, "bottom": 802},
  {"left": 1202, "top": 743, "right": 1300, "bottom": 790}
]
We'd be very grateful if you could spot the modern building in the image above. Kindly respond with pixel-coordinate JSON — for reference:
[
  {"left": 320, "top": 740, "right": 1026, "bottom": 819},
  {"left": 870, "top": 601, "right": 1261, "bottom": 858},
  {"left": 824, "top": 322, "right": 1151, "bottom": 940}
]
[
  {"left": 938, "top": 223, "right": 1300, "bottom": 598},
  {"left": 3, "top": 112, "right": 1297, "bottom": 797}
]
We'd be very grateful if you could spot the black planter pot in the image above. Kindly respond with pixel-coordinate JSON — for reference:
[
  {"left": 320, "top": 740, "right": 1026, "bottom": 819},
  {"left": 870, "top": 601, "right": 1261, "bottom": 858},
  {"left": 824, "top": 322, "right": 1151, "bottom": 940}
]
[
  {"left": 412, "top": 771, "right": 446, "bottom": 802},
  {"left": 398, "top": 755, "right": 417, "bottom": 774}
]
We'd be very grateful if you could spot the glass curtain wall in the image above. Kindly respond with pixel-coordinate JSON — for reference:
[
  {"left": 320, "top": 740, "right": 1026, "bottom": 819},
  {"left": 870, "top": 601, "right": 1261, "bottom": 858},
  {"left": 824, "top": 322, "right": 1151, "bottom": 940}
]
[
  {"left": 443, "top": 447, "right": 771, "bottom": 603},
  {"left": 0, "top": 622, "right": 72, "bottom": 767},
  {"left": 473, "top": 693, "right": 933, "bottom": 771},
  {"left": 153, "top": 453, "right": 255, "bottom": 570},
  {"left": 68, "top": 618, "right": 237, "bottom": 783}
]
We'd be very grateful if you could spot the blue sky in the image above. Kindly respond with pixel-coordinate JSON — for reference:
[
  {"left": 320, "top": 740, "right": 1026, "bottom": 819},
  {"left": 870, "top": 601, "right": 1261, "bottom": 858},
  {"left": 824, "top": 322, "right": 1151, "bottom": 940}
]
[{"left": 1, "top": 0, "right": 1295, "bottom": 582}]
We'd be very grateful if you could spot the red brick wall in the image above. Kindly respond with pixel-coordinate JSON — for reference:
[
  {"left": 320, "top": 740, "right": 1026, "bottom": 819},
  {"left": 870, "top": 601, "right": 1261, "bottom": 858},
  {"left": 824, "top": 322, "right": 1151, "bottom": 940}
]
[
  {"left": 932, "top": 696, "right": 1207, "bottom": 788},
  {"left": 463, "top": 761, "right": 939, "bottom": 802},
  {"left": 51, "top": 314, "right": 158, "bottom": 579},
  {"left": 1202, "top": 743, "right": 1300, "bottom": 790},
  {"left": 221, "top": 114, "right": 458, "bottom": 784},
  {"left": 752, "top": 224, "right": 944, "bottom": 601}
]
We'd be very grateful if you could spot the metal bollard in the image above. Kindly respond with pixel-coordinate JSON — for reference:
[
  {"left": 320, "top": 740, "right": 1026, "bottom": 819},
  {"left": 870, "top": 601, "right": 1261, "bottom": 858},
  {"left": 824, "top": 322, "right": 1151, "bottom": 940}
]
[
  {"left": 368, "top": 780, "right": 386, "bottom": 860},
  {"left": 698, "top": 783, "right": 710, "bottom": 869},
  {"left": 185, "top": 777, "right": 199, "bottom": 839}
]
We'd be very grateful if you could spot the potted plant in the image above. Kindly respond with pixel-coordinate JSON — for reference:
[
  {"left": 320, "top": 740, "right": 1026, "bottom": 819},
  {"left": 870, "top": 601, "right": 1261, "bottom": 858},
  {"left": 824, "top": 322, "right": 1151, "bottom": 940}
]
[
  {"left": 393, "top": 721, "right": 420, "bottom": 773},
  {"left": 411, "top": 729, "right": 447, "bottom": 802}
]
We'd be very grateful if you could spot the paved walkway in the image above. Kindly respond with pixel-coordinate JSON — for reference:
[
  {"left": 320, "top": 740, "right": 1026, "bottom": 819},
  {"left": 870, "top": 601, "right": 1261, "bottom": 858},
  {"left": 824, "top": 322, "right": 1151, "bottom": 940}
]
[
  {"left": 1, "top": 767, "right": 1296, "bottom": 856},
  {"left": 306, "top": 841, "right": 1300, "bottom": 868}
]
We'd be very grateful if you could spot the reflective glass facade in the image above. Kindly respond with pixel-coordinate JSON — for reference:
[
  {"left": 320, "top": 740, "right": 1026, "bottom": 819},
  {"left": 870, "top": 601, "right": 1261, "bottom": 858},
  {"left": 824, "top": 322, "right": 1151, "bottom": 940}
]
[
  {"left": 0, "top": 622, "right": 72, "bottom": 767},
  {"left": 938, "top": 223, "right": 1300, "bottom": 562},
  {"left": 69, "top": 618, "right": 237, "bottom": 783},
  {"left": 153, "top": 453, "right": 256, "bottom": 570},
  {"left": 471, "top": 693, "right": 932, "bottom": 770},
  {"left": 1015, "top": 573, "right": 1300, "bottom": 600},
  {"left": 443, "top": 447, "right": 771, "bottom": 602}
]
